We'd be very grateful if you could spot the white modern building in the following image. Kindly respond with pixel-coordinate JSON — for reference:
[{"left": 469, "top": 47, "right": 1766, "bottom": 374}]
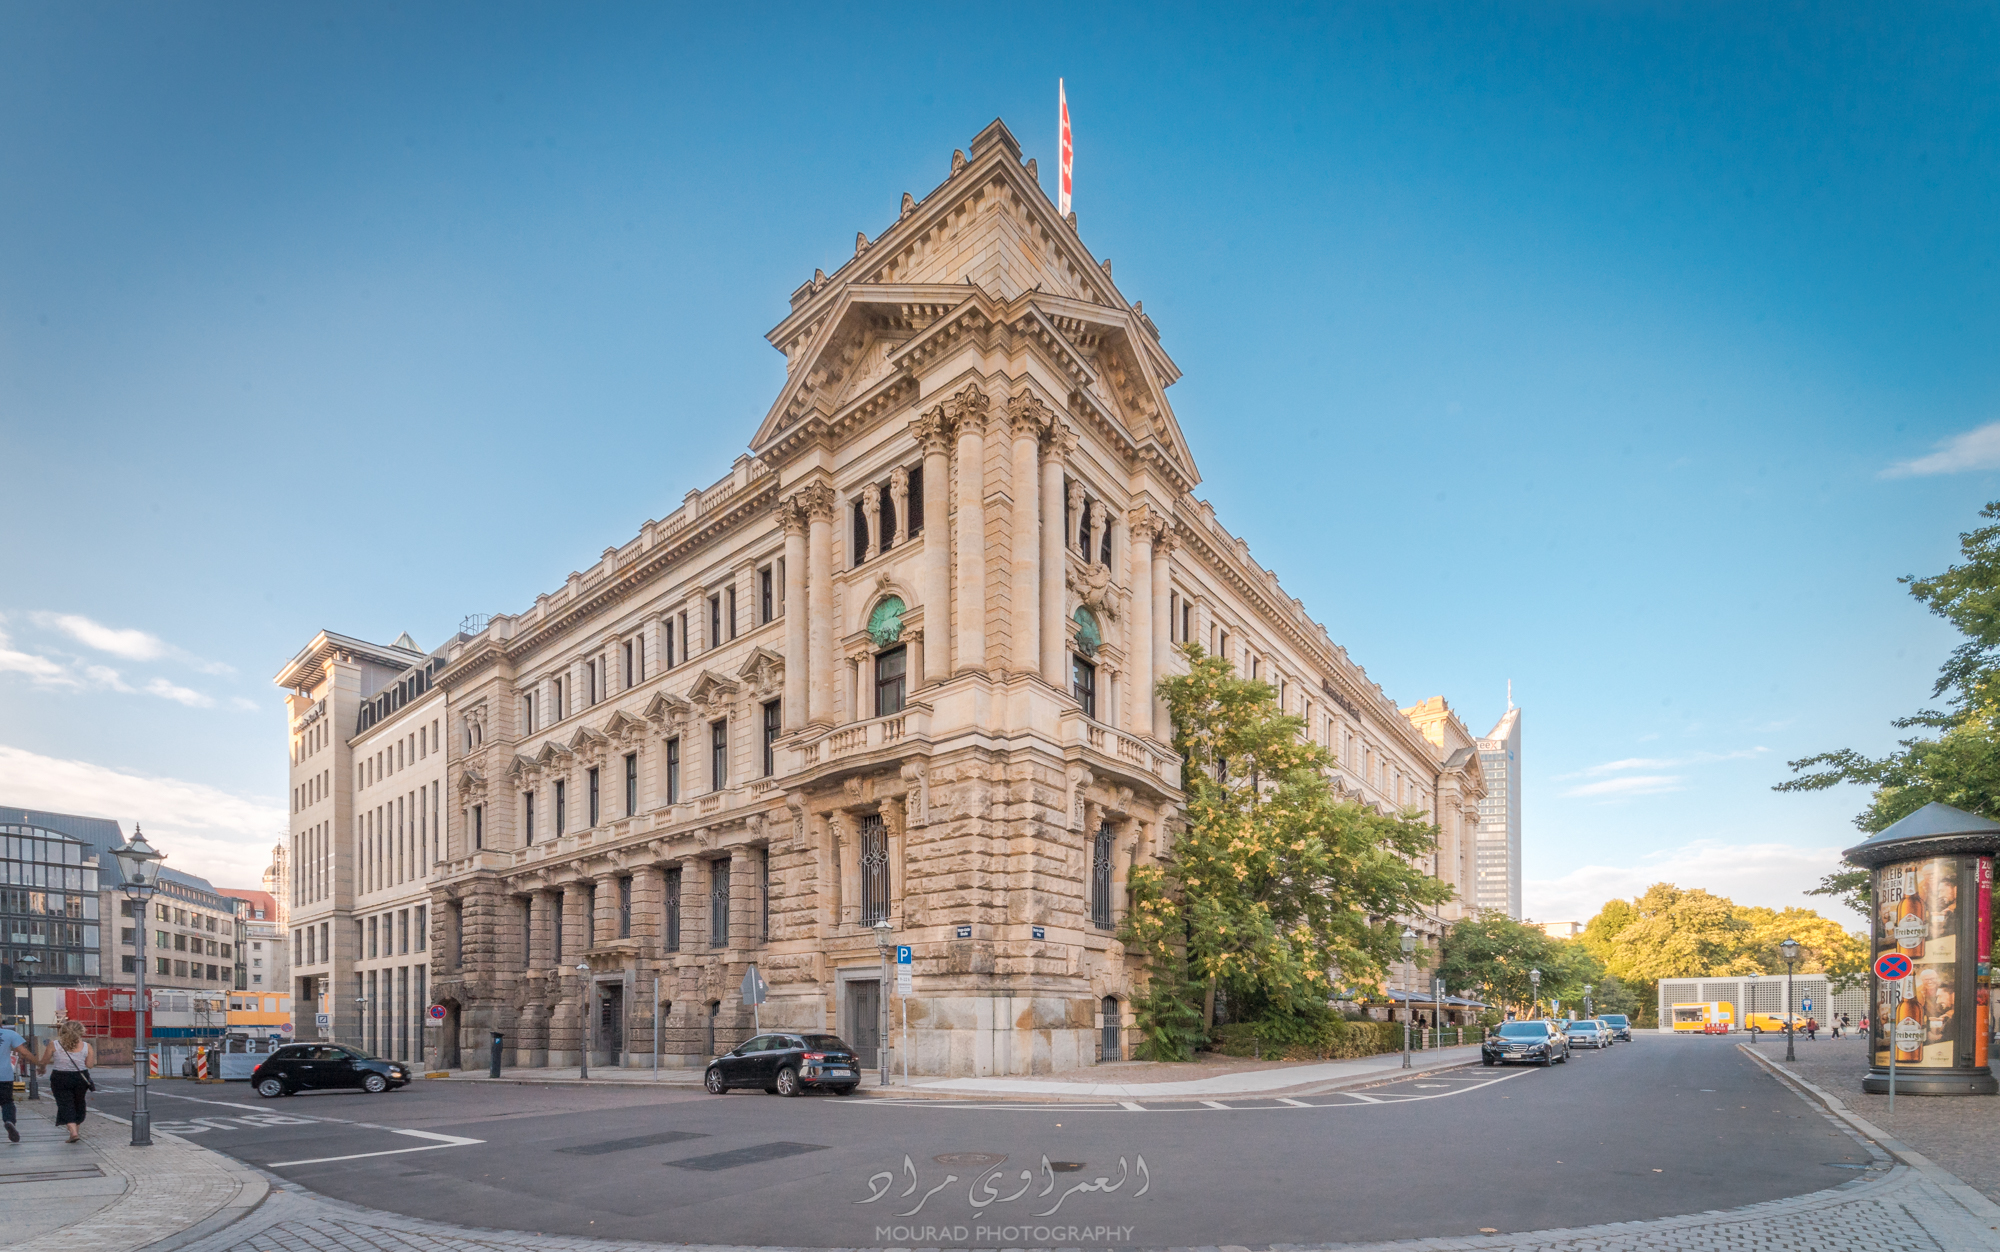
[{"left": 1475, "top": 706, "right": 1523, "bottom": 918}]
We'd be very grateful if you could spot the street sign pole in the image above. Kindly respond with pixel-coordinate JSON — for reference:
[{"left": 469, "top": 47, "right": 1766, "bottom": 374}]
[
  {"left": 1888, "top": 981, "right": 1898, "bottom": 1114},
  {"left": 896, "top": 945, "right": 913, "bottom": 1087},
  {"left": 1871, "top": 950, "right": 1913, "bottom": 1114}
]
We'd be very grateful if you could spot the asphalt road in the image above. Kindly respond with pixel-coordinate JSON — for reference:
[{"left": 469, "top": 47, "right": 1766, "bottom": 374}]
[{"left": 86, "top": 1033, "right": 1876, "bottom": 1248}]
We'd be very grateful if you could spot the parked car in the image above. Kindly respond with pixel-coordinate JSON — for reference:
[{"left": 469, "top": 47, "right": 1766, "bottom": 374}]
[
  {"left": 1566, "top": 1019, "right": 1611, "bottom": 1049},
  {"left": 1599, "top": 1013, "right": 1633, "bottom": 1041},
  {"left": 251, "top": 1044, "right": 410, "bottom": 1097},
  {"left": 1744, "top": 1012, "right": 1796, "bottom": 1035},
  {"left": 704, "top": 1033, "right": 861, "bottom": 1096},
  {"left": 1481, "top": 1020, "right": 1570, "bottom": 1067}
]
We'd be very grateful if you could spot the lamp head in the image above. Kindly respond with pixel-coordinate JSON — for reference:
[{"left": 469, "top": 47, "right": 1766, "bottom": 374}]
[
  {"left": 1780, "top": 937, "right": 1800, "bottom": 964},
  {"left": 1400, "top": 927, "right": 1416, "bottom": 956},
  {"left": 1529, "top": 967, "right": 1541, "bottom": 985},
  {"left": 873, "top": 918, "right": 894, "bottom": 948},
  {"left": 113, "top": 825, "right": 166, "bottom": 893}
]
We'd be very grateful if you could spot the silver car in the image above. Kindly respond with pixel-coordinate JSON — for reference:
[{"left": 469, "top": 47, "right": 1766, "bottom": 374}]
[{"left": 1566, "top": 1019, "right": 1611, "bottom": 1050}]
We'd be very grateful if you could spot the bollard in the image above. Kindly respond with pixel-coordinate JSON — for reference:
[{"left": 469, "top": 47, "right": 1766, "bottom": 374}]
[{"left": 489, "top": 1031, "right": 503, "bottom": 1079}]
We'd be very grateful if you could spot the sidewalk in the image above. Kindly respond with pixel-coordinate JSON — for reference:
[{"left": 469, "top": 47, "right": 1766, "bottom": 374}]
[{"left": 0, "top": 1100, "right": 266, "bottom": 1252}]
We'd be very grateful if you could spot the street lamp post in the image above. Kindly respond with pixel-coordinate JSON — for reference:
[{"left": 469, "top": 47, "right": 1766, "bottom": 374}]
[
  {"left": 873, "top": 918, "right": 894, "bottom": 1087},
  {"left": 17, "top": 953, "right": 40, "bottom": 1102},
  {"left": 113, "top": 826, "right": 167, "bottom": 1147},
  {"left": 1584, "top": 983, "right": 1593, "bottom": 1020},
  {"left": 576, "top": 962, "right": 593, "bottom": 1080},
  {"left": 1780, "top": 938, "right": 1800, "bottom": 1063},
  {"left": 1400, "top": 928, "right": 1416, "bottom": 1069},
  {"left": 1529, "top": 967, "right": 1541, "bottom": 1020}
]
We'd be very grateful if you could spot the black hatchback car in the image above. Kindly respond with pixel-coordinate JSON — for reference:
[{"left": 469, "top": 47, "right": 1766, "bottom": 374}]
[
  {"left": 704, "top": 1033, "right": 861, "bottom": 1096},
  {"left": 1481, "top": 1020, "right": 1571, "bottom": 1067},
  {"left": 252, "top": 1044, "right": 411, "bottom": 1097}
]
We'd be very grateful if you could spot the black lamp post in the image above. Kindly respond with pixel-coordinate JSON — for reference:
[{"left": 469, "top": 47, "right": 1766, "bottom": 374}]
[
  {"left": 1780, "top": 937, "right": 1800, "bottom": 1062},
  {"left": 1400, "top": 928, "right": 1417, "bottom": 1069},
  {"left": 1529, "top": 967, "right": 1541, "bottom": 1020},
  {"left": 113, "top": 826, "right": 166, "bottom": 1146},
  {"left": 576, "top": 962, "right": 592, "bottom": 1080},
  {"left": 17, "top": 953, "right": 40, "bottom": 1102}
]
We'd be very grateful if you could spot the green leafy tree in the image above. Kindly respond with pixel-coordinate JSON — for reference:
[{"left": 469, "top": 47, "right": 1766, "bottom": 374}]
[
  {"left": 1122, "top": 645, "right": 1454, "bottom": 1058},
  {"left": 1601, "top": 884, "right": 1753, "bottom": 979},
  {"left": 1589, "top": 974, "right": 1644, "bottom": 1019},
  {"left": 1437, "top": 915, "right": 1601, "bottom": 1015},
  {"left": 1805, "top": 867, "right": 1872, "bottom": 919},
  {"left": 1777, "top": 501, "right": 2000, "bottom": 829}
]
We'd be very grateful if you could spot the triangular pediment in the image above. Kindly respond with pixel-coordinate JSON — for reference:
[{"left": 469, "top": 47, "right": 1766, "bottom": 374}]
[
  {"left": 687, "top": 668, "right": 739, "bottom": 707},
  {"left": 506, "top": 753, "right": 537, "bottom": 779},
  {"left": 565, "top": 725, "right": 608, "bottom": 754},
  {"left": 602, "top": 708, "right": 648, "bottom": 739},
  {"left": 735, "top": 646, "right": 785, "bottom": 682},
  {"left": 534, "top": 740, "right": 572, "bottom": 767},
  {"left": 643, "top": 690, "right": 691, "bottom": 724},
  {"left": 750, "top": 119, "right": 1201, "bottom": 489}
]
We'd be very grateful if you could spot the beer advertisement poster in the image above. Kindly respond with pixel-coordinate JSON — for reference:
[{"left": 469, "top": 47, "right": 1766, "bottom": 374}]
[
  {"left": 1873, "top": 854, "right": 1960, "bottom": 1069},
  {"left": 1978, "top": 855, "right": 1992, "bottom": 1071}
]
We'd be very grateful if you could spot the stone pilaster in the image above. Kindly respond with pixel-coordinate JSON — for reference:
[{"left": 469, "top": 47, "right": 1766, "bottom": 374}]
[
  {"left": 1150, "top": 525, "right": 1175, "bottom": 739},
  {"left": 949, "top": 383, "right": 990, "bottom": 671},
  {"left": 780, "top": 497, "right": 809, "bottom": 729},
  {"left": 914, "top": 406, "right": 954, "bottom": 684},
  {"left": 804, "top": 482, "right": 836, "bottom": 723},
  {"left": 1007, "top": 392, "right": 1047, "bottom": 677},
  {"left": 1041, "top": 424, "right": 1074, "bottom": 685}
]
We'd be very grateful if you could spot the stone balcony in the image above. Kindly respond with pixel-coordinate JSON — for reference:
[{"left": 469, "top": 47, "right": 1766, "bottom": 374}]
[
  {"left": 786, "top": 703, "right": 933, "bottom": 774},
  {"left": 1058, "top": 709, "right": 1180, "bottom": 789}
]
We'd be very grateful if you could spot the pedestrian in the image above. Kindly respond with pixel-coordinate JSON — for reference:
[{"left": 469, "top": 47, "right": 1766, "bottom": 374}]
[
  {"left": 1806, "top": 1016, "right": 1819, "bottom": 1040},
  {"left": 0, "top": 1018, "right": 31, "bottom": 1144},
  {"left": 39, "top": 1020, "right": 93, "bottom": 1143}
]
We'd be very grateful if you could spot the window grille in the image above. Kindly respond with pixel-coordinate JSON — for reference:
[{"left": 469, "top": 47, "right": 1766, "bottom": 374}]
[
  {"left": 664, "top": 868, "right": 682, "bottom": 952},
  {"left": 710, "top": 862, "right": 730, "bottom": 948},
  {"left": 859, "top": 814, "right": 890, "bottom": 926},
  {"left": 1091, "top": 822, "right": 1114, "bottom": 930}
]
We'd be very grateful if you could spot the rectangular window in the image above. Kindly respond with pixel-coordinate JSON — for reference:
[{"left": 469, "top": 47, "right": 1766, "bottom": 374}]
[
  {"left": 587, "top": 660, "right": 599, "bottom": 706},
  {"left": 666, "top": 738, "right": 681, "bottom": 803},
  {"left": 623, "top": 640, "right": 634, "bottom": 687},
  {"left": 398, "top": 909, "right": 409, "bottom": 954},
  {"left": 760, "top": 567, "right": 774, "bottom": 623},
  {"left": 1072, "top": 655, "right": 1098, "bottom": 719},
  {"left": 664, "top": 867, "right": 681, "bottom": 952},
  {"left": 1091, "top": 822, "right": 1115, "bottom": 930},
  {"left": 624, "top": 752, "right": 638, "bottom": 816},
  {"left": 727, "top": 586, "right": 737, "bottom": 639},
  {"left": 874, "top": 646, "right": 907, "bottom": 718},
  {"left": 1182, "top": 599, "right": 1192, "bottom": 644},
  {"left": 708, "top": 596, "right": 721, "bottom": 650},
  {"left": 524, "top": 691, "right": 536, "bottom": 734},
  {"left": 852, "top": 499, "right": 869, "bottom": 566},
  {"left": 635, "top": 634, "right": 645, "bottom": 681},
  {"left": 665, "top": 617, "right": 676, "bottom": 669},
  {"left": 524, "top": 791, "right": 536, "bottom": 844},
  {"left": 587, "top": 767, "right": 600, "bottom": 827},
  {"left": 555, "top": 780, "right": 567, "bottom": 835},
  {"left": 907, "top": 465, "right": 924, "bottom": 534},
  {"left": 368, "top": 916, "right": 378, "bottom": 958},
  {"left": 859, "top": 813, "right": 889, "bottom": 926},
  {"left": 710, "top": 720, "right": 728, "bottom": 791},
  {"left": 709, "top": 861, "right": 730, "bottom": 948},
  {"left": 762, "top": 700, "right": 781, "bottom": 777},
  {"left": 617, "top": 877, "right": 632, "bottom": 938},
  {"left": 1169, "top": 592, "right": 1178, "bottom": 641},
  {"left": 415, "top": 905, "right": 426, "bottom": 951},
  {"left": 473, "top": 804, "right": 484, "bottom": 850}
]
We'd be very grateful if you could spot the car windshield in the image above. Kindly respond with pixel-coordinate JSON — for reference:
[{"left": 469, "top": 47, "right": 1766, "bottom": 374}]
[
  {"left": 802, "top": 1035, "right": 852, "bottom": 1051},
  {"left": 1601, "top": 1015, "right": 1629, "bottom": 1026},
  {"left": 1572, "top": 1022, "right": 1598, "bottom": 1030},
  {"left": 1497, "top": 1023, "right": 1547, "bottom": 1038}
]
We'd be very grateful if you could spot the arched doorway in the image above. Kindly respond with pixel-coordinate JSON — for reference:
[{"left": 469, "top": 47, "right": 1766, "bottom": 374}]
[
  {"left": 437, "top": 999, "right": 462, "bottom": 1069},
  {"left": 1100, "top": 995, "right": 1121, "bottom": 1062}
]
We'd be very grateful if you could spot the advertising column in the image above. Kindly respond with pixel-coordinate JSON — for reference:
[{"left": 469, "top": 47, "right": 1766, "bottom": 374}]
[{"left": 1866, "top": 853, "right": 1995, "bottom": 1094}]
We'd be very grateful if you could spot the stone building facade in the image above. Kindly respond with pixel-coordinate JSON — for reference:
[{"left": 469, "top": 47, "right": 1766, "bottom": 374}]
[{"left": 418, "top": 118, "right": 1486, "bottom": 1077}]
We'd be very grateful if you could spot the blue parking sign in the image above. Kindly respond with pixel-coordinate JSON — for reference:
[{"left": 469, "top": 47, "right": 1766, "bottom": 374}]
[{"left": 897, "top": 945, "right": 912, "bottom": 964}]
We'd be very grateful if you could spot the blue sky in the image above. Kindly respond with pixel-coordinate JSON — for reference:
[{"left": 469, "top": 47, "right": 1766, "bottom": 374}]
[{"left": 1, "top": 2, "right": 1994, "bottom": 919}]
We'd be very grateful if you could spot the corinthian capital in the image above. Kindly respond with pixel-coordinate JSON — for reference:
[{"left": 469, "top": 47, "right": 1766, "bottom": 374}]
[
  {"left": 910, "top": 404, "right": 954, "bottom": 456},
  {"left": 1127, "top": 505, "right": 1171, "bottom": 549},
  {"left": 1006, "top": 390, "right": 1054, "bottom": 440},
  {"left": 796, "top": 481, "right": 836, "bottom": 522},
  {"left": 777, "top": 494, "right": 811, "bottom": 536},
  {"left": 944, "top": 382, "right": 991, "bottom": 432},
  {"left": 1043, "top": 421, "right": 1080, "bottom": 463}
]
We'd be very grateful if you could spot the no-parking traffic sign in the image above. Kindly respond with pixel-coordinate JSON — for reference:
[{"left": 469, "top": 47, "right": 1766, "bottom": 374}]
[
  {"left": 1873, "top": 951, "right": 1912, "bottom": 981},
  {"left": 428, "top": 1003, "right": 448, "bottom": 1022}
]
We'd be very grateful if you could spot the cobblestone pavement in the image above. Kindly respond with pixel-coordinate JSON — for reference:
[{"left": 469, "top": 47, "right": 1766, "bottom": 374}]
[{"left": 1746, "top": 1029, "right": 2000, "bottom": 1205}]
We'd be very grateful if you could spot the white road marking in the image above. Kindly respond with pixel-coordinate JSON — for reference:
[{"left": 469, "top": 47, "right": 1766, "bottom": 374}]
[
  {"left": 1119, "top": 1100, "right": 1146, "bottom": 1111},
  {"left": 1200, "top": 1100, "right": 1231, "bottom": 1109},
  {"left": 1276, "top": 1097, "right": 1312, "bottom": 1108},
  {"left": 266, "top": 1129, "right": 484, "bottom": 1168},
  {"left": 1341, "top": 1092, "right": 1384, "bottom": 1103}
]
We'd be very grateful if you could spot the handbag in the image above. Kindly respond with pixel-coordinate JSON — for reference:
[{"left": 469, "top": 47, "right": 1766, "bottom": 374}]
[{"left": 52, "top": 1041, "right": 95, "bottom": 1092}]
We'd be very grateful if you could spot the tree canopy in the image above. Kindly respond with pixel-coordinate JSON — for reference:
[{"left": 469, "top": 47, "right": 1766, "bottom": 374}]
[
  {"left": 1582, "top": 883, "right": 1866, "bottom": 986},
  {"left": 1122, "top": 644, "right": 1454, "bottom": 1058},
  {"left": 1777, "top": 500, "right": 2000, "bottom": 830},
  {"left": 1437, "top": 913, "right": 1600, "bottom": 1015}
]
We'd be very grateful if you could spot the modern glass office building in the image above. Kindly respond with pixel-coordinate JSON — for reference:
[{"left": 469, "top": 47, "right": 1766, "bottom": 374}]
[
  {"left": 0, "top": 819, "right": 104, "bottom": 1003},
  {"left": 1474, "top": 707, "right": 1523, "bottom": 919}
]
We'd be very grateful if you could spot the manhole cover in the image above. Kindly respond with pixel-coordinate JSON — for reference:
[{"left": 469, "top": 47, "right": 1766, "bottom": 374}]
[
  {"left": 1048, "top": 1161, "right": 1086, "bottom": 1172},
  {"left": 934, "top": 1153, "right": 1007, "bottom": 1168}
]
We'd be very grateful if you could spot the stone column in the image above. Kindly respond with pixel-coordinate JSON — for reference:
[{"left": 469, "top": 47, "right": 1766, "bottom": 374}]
[
  {"left": 1007, "top": 392, "right": 1045, "bottom": 675},
  {"left": 1128, "top": 507, "right": 1156, "bottom": 738},
  {"left": 678, "top": 861, "right": 702, "bottom": 954},
  {"left": 1041, "top": 424, "right": 1074, "bottom": 685},
  {"left": 889, "top": 466, "right": 910, "bottom": 549},
  {"left": 804, "top": 483, "right": 836, "bottom": 724},
  {"left": 862, "top": 486, "right": 882, "bottom": 562},
  {"left": 594, "top": 873, "right": 620, "bottom": 947},
  {"left": 1151, "top": 524, "right": 1174, "bottom": 740},
  {"left": 914, "top": 406, "right": 954, "bottom": 684},
  {"left": 781, "top": 498, "right": 808, "bottom": 730},
  {"left": 728, "top": 845, "right": 757, "bottom": 952},
  {"left": 950, "top": 384, "right": 990, "bottom": 672},
  {"left": 645, "top": 615, "right": 664, "bottom": 685}
]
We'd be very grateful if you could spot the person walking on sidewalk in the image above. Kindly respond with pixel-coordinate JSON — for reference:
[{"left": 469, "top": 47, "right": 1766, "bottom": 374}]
[
  {"left": 38, "top": 1021, "right": 92, "bottom": 1143},
  {"left": 0, "top": 1020, "right": 31, "bottom": 1144}
]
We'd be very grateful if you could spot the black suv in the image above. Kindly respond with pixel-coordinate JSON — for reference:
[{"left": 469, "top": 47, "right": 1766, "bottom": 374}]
[
  {"left": 252, "top": 1044, "right": 411, "bottom": 1097},
  {"left": 1481, "top": 1020, "right": 1570, "bottom": 1067},
  {"left": 704, "top": 1033, "right": 860, "bottom": 1096},
  {"left": 1599, "top": 1013, "right": 1633, "bottom": 1042}
]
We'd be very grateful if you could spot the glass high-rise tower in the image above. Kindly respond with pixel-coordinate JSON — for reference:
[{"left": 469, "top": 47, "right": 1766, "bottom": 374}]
[{"left": 1474, "top": 707, "right": 1522, "bottom": 918}]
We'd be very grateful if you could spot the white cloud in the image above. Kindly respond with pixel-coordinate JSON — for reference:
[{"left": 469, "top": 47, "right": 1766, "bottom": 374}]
[
  {"left": 1525, "top": 839, "right": 1854, "bottom": 925},
  {"left": 1883, "top": 420, "right": 2000, "bottom": 477},
  {"left": 0, "top": 743, "right": 283, "bottom": 889},
  {"left": 34, "top": 612, "right": 167, "bottom": 661},
  {"left": 0, "top": 633, "right": 73, "bottom": 684},
  {"left": 1563, "top": 774, "right": 1684, "bottom": 797},
  {"left": 229, "top": 697, "right": 261, "bottom": 712},
  {"left": 143, "top": 677, "right": 213, "bottom": 708}
]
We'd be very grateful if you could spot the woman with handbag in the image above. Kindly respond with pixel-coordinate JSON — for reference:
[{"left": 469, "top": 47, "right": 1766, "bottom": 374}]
[{"left": 39, "top": 1021, "right": 93, "bottom": 1143}]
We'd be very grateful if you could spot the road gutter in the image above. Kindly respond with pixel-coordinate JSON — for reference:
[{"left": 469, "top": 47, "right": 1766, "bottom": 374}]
[{"left": 1736, "top": 1041, "right": 2000, "bottom": 1225}]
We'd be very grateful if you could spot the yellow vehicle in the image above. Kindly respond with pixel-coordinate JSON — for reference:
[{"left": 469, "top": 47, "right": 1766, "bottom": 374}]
[
  {"left": 1743, "top": 1012, "right": 1796, "bottom": 1034},
  {"left": 1670, "top": 1001, "right": 1736, "bottom": 1032}
]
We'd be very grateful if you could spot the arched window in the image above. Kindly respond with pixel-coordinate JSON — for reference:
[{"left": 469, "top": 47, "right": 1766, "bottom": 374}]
[
  {"left": 1072, "top": 607, "right": 1102, "bottom": 656},
  {"left": 1091, "top": 822, "right": 1114, "bottom": 930},
  {"left": 1101, "top": 995, "right": 1122, "bottom": 1062}
]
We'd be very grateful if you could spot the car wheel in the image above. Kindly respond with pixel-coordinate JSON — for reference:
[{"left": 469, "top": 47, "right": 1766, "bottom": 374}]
[
  {"left": 1481, "top": 1057, "right": 1496, "bottom": 1067},
  {"left": 363, "top": 1072, "right": 389, "bottom": 1094},
  {"left": 256, "top": 1078, "right": 287, "bottom": 1099},
  {"left": 1539, "top": 1054, "right": 1552, "bottom": 1067},
  {"left": 775, "top": 1066, "right": 801, "bottom": 1097},
  {"left": 704, "top": 1068, "right": 728, "bottom": 1094}
]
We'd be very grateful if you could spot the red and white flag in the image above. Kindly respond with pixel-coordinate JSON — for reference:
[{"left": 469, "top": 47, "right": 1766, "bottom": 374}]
[{"left": 1058, "top": 79, "right": 1073, "bottom": 217}]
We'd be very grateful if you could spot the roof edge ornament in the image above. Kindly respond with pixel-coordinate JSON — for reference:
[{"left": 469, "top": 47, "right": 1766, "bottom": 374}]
[{"left": 1841, "top": 800, "right": 2000, "bottom": 867}]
